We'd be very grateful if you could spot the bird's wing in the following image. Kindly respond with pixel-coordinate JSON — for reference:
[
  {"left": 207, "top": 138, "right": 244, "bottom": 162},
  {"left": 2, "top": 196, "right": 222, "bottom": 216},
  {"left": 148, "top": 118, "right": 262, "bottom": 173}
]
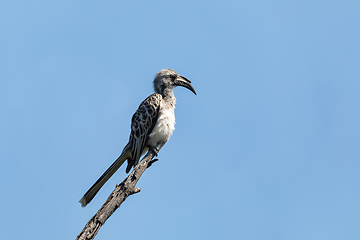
[
  {"left": 126, "top": 93, "right": 162, "bottom": 172},
  {"left": 80, "top": 94, "right": 162, "bottom": 206}
]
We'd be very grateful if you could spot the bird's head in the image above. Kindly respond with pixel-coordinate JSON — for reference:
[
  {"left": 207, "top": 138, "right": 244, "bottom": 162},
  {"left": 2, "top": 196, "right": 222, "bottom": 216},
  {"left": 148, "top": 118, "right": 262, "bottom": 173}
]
[{"left": 153, "top": 69, "right": 196, "bottom": 95}]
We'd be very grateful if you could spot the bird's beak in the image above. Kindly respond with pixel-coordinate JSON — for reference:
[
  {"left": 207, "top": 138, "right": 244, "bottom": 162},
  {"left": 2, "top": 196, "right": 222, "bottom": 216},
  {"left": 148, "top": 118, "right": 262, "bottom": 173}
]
[{"left": 175, "top": 75, "right": 197, "bottom": 95}]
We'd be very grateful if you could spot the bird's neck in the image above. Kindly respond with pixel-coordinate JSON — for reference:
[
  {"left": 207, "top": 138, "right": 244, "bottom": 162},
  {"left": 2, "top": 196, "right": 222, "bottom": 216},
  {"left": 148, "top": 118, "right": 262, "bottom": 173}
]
[{"left": 161, "top": 87, "right": 176, "bottom": 107}]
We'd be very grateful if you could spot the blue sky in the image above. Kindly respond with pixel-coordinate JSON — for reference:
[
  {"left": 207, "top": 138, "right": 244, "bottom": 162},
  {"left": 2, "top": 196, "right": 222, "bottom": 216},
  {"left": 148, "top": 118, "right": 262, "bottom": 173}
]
[{"left": 1, "top": 1, "right": 360, "bottom": 239}]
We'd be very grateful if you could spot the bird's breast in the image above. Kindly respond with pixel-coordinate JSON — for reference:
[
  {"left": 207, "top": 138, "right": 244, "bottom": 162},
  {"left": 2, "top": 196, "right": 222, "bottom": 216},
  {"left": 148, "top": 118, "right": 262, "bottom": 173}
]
[{"left": 147, "top": 104, "right": 175, "bottom": 147}]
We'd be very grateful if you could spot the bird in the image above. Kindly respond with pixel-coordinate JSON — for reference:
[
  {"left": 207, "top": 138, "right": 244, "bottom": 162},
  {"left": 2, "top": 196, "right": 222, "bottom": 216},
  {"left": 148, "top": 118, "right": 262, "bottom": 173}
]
[{"left": 79, "top": 69, "right": 196, "bottom": 207}]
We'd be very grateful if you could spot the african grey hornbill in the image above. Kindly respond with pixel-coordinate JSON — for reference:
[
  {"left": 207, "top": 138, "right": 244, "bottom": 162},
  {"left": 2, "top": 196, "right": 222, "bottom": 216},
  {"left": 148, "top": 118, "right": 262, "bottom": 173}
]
[{"left": 79, "top": 69, "right": 196, "bottom": 207}]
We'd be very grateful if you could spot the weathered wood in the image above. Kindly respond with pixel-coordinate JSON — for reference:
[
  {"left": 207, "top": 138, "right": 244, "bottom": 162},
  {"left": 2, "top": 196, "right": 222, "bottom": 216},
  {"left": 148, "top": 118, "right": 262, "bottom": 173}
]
[{"left": 76, "top": 146, "right": 163, "bottom": 240}]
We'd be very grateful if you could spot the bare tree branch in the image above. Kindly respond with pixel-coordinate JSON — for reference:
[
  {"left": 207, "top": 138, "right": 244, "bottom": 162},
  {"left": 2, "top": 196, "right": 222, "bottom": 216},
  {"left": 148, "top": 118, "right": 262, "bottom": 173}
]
[{"left": 76, "top": 145, "right": 163, "bottom": 240}]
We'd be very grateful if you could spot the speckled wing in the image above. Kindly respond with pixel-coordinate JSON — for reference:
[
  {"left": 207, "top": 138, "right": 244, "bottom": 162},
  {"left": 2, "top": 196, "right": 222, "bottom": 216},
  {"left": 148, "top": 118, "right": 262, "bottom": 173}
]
[{"left": 126, "top": 93, "right": 162, "bottom": 172}]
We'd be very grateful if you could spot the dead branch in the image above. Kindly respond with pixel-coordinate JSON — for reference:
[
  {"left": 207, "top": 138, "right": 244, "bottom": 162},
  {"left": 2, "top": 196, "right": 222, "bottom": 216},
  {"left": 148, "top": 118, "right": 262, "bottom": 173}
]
[{"left": 76, "top": 145, "right": 163, "bottom": 240}]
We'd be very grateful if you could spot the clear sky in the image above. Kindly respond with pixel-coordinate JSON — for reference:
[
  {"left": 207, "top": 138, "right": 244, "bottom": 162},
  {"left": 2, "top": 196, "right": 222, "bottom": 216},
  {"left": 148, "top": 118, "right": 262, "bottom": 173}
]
[{"left": 1, "top": 1, "right": 359, "bottom": 239}]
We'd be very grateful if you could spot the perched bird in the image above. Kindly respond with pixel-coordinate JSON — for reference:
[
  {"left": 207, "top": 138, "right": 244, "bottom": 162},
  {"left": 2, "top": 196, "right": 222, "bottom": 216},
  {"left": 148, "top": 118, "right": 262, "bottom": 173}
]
[{"left": 79, "top": 69, "right": 196, "bottom": 207}]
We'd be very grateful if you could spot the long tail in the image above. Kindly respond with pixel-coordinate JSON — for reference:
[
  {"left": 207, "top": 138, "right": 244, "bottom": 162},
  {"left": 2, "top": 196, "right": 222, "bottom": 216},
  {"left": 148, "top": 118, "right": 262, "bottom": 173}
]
[{"left": 79, "top": 143, "right": 131, "bottom": 207}]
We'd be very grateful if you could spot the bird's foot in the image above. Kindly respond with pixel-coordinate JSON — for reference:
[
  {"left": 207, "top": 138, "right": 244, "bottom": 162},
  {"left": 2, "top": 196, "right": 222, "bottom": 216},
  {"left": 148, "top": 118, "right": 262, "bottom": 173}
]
[{"left": 150, "top": 146, "right": 159, "bottom": 156}]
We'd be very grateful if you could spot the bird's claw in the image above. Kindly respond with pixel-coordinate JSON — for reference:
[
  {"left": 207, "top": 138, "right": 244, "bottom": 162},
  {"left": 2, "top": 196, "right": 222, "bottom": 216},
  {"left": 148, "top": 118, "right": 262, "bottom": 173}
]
[{"left": 147, "top": 159, "right": 158, "bottom": 168}]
